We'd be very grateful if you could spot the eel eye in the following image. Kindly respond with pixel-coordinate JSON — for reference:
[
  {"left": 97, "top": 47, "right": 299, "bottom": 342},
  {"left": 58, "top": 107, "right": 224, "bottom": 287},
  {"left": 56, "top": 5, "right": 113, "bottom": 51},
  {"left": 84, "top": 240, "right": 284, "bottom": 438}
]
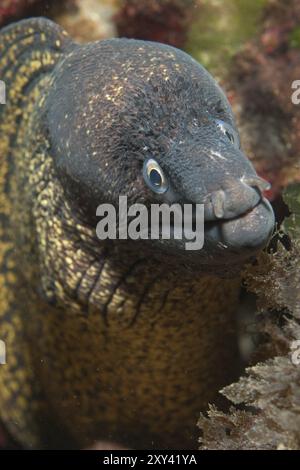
[
  {"left": 216, "top": 119, "right": 240, "bottom": 149},
  {"left": 143, "top": 158, "right": 169, "bottom": 194}
]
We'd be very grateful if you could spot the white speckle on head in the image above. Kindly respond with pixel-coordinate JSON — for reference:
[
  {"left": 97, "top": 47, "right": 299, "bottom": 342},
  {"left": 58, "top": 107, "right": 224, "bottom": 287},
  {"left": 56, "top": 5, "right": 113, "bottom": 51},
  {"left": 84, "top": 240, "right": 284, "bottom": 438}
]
[{"left": 210, "top": 150, "right": 226, "bottom": 161}]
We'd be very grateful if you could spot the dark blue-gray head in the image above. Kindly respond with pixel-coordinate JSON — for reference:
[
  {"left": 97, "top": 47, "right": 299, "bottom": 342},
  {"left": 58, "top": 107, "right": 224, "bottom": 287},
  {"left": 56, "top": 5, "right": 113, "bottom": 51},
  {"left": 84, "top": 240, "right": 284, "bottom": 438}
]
[{"left": 46, "top": 38, "right": 275, "bottom": 274}]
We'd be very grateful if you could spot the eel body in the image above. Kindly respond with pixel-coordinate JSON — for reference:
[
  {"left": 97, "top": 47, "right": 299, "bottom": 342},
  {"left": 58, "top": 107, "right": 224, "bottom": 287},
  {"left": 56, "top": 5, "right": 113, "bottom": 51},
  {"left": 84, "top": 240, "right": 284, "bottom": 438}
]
[{"left": 0, "top": 18, "right": 274, "bottom": 449}]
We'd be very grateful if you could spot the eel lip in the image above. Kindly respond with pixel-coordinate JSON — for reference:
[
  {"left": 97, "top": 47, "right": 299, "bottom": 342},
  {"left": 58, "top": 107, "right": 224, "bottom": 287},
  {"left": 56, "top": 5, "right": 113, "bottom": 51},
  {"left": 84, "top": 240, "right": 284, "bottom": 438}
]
[{"left": 205, "top": 197, "right": 275, "bottom": 253}]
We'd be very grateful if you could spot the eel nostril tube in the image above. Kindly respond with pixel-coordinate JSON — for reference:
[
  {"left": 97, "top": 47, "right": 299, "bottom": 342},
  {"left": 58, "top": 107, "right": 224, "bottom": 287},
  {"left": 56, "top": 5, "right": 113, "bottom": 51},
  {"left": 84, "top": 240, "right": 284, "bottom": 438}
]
[
  {"left": 211, "top": 190, "right": 225, "bottom": 219},
  {"left": 241, "top": 176, "right": 271, "bottom": 194}
]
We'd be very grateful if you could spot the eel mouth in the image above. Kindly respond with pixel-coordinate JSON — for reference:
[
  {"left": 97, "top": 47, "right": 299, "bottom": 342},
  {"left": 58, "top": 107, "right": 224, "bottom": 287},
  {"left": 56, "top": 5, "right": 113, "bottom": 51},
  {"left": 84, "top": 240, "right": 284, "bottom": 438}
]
[
  {"left": 176, "top": 175, "right": 275, "bottom": 254},
  {"left": 147, "top": 195, "right": 274, "bottom": 260},
  {"left": 205, "top": 196, "right": 275, "bottom": 254},
  {"left": 200, "top": 175, "right": 274, "bottom": 254},
  {"left": 154, "top": 176, "right": 275, "bottom": 270},
  {"left": 119, "top": 176, "right": 275, "bottom": 272}
]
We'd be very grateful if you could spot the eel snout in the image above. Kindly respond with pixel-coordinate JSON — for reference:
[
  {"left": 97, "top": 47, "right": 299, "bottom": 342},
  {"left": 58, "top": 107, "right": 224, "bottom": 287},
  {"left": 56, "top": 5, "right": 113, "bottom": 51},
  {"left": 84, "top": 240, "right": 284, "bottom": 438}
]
[
  {"left": 204, "top": 176, "right": 270, "bottom": 221},
  {"left": 204, "top": 176, "right": 275, "bottom": 252}
]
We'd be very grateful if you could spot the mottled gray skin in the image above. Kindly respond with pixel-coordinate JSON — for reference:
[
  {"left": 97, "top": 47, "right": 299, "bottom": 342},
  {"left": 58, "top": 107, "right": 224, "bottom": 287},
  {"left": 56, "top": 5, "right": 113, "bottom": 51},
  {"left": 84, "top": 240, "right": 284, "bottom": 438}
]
[{"left": 0, "top": 18, "right": 275, "bottom": 450}]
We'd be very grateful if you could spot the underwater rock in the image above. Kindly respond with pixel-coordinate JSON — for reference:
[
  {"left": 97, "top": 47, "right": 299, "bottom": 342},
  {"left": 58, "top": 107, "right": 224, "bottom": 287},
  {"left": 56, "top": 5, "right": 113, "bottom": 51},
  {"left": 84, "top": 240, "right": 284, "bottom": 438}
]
[
  {"left": 198, "top": 239, "right": 300, "bottom": 449},
  {"left": 198, "top": 176, "right": 300, "bottom": 450},
  {"left": 229, "top": 0, "right": 300, "bottom": 201},
  {"left": 0, "top": 0, "right": 117, "bottom": 42},
  {"left": 53, "top": 0, "right": 117, "bottom": 43},
  {"left": 114, "top": 0, "right": 196, "bottom": 48},
  {"left": 0, "top": 0, "right": 40, "bottom": 26},
  {"left": 186, "top": 0, "right": 267, "bottom": 78}
]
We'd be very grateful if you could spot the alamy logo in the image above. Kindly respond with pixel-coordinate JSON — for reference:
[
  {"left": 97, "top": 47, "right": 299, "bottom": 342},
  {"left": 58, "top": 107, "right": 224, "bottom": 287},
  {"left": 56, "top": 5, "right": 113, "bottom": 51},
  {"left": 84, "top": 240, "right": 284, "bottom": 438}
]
[
  {"left": 291, "top": 80, "right": 300, "bottom": 105},
  {"left": 0, "top": 340, "right": 6, "bottom": 365},
  {"left": 0, "top": 80, "right": 5, "bottom": 104},
  {"left": 96, "top": 196, "right": 204, "bottom": 250},
  {"left": 291, "top": 340, "right": 300, "bottom": 365}
]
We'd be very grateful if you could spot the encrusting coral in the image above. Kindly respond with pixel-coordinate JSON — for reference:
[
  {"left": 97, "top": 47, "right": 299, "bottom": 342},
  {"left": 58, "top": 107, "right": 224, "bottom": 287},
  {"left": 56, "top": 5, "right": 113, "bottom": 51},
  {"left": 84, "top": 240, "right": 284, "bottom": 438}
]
[{"left": 198, "top": 185, "right": 300, "bottom": 450}]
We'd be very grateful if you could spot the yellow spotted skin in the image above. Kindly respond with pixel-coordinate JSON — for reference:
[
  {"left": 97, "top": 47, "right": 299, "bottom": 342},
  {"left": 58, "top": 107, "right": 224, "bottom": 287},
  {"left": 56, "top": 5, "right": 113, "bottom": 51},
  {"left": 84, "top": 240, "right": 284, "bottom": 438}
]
[{"left": 0, "top": 18, "right": 240, "bottom": 449}]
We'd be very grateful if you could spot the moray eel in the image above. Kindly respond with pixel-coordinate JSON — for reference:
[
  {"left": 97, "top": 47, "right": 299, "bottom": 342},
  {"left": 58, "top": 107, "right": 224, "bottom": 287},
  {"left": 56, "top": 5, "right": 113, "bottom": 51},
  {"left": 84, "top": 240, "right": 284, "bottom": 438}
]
[{"left": 0, "top": 18, "right": 275, "bottom": 449}]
